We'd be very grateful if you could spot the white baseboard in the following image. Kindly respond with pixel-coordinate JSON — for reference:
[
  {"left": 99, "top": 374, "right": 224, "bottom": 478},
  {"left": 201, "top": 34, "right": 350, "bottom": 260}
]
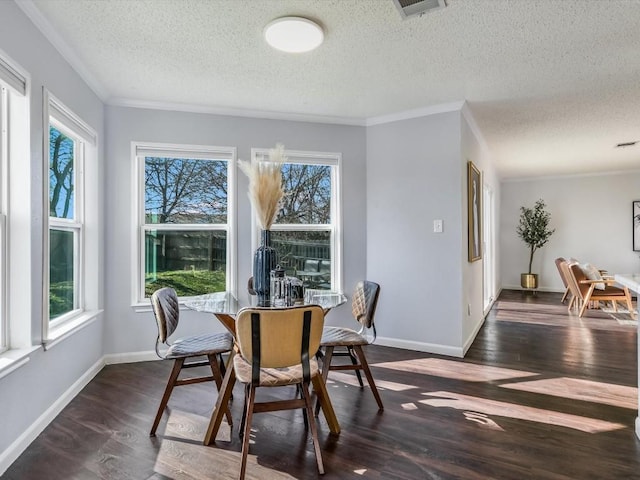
[
  {"left": 0, "top": 357, "right": 105, "bottom": 476},
  {"left": 502, "top": 284, "right": 564, "bottom": 293},
  {"left": 376, "top": 336, "right": 464, "bottom": 358},
  {"left": 463, "top": 316, "right": 486, "bottom": 356},
  {"left": 103, "top": 350, "right": 159, "bottom": 365}
]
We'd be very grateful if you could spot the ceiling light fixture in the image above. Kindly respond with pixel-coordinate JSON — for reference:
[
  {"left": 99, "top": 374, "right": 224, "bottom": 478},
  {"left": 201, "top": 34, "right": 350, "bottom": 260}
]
[{"left": 264, "top": 17, "right": 324, "bottom": 53}]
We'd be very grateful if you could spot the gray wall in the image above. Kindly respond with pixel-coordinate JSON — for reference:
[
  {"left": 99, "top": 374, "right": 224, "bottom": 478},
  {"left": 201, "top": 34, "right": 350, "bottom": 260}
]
[
  {"left": 104, "top": 106, "right": 367, "bottom": 355},
  {"left": 500, "top": 172, "right": 640, "bottom": 290},
  {"left": 366, "top": 111, "right": 467, "bottom": 355},
  {"left": 0, "top": 0, "right": 104, "bottom": 460}
]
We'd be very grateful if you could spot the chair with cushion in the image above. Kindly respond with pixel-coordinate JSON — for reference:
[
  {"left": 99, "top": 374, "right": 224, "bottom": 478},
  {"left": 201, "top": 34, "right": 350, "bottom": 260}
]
[
  {"left": 234, "top": 305, "right": 326, "bottom": 479},
  {"left": 149, "top": 287, "right": 234, "bottom": 436},
  {"left": 565, "top": 263, "right": 634, "bottom": 317},
  {"left": 317, "top": 280, "right": 383, "bottom": 411}
]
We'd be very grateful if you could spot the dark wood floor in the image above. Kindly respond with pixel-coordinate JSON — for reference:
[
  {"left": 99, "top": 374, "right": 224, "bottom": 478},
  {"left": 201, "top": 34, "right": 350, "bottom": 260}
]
[{"left": 4, "top": 290, "right": 640, "bottom": 479}]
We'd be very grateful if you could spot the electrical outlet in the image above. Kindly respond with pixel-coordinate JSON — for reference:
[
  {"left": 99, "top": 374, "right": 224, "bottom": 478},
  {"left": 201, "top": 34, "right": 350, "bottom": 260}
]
[{"left": 433, "top": 219, "right": 443, "bottom": 233}]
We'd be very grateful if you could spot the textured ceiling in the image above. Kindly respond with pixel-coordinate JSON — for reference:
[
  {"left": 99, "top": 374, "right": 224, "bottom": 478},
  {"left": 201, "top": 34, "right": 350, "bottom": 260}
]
[{"left": 20, "top": 0, "right": 640, "bottom": 179}]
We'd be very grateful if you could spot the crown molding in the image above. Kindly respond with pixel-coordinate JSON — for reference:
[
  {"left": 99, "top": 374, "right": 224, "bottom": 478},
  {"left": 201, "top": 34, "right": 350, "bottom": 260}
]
[
  {"left": 108, "top": 97, "right": 368, "bottom": 126},
  {"left": 501, "top": 168, "right": 640, "bottom": 183},
  {"left": 15, "top": 0, "right": 109, "bottom": 101},
  {"left": 366, "top": 100, "right": 464, "bottom": 126},
  {"left": 461, "top": 102, "right": 491, "bottom": 158}
]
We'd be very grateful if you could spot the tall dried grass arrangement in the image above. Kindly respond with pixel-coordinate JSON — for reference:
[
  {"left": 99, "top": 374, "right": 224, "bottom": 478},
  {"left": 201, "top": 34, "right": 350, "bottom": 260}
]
[{"left": 238, "top": 143, "right": 286, "bottom": 230}]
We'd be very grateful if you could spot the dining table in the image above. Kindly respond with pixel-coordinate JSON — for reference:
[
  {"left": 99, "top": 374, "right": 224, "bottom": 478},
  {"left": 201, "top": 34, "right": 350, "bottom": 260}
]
[{"left": 184, "top": 290, "right": 347, "bottom": 445}]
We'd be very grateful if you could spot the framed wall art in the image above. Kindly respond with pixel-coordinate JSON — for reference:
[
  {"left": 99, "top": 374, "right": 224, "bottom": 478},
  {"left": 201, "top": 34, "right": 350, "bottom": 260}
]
[{"left": 467, "top": 161, "right": 482, "bottom": 262}]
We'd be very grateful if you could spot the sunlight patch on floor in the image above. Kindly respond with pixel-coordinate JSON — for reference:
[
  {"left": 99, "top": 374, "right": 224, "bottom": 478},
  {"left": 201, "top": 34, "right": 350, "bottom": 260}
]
[
  {"left": 372, "top": 357, "right": 539, "bottom": 382},
  {"left": 500, "top": 377, "right": 638, "bottom": 409},
  {"left": 419, "top": 391, "right": 626, "bottom": 433},
  {"left": 326, "top": 371, "right": 416, "bottom": 391}
]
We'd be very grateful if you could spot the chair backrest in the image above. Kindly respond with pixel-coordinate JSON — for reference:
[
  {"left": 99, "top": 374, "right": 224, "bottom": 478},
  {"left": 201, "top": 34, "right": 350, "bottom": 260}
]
[
  {"left": 352, "top": 281, "right": 380, "bottom": 331},
  {"left": 555, "top": 257, "right": 568, "bottom": 288},
  {"left": 235, "top": 305, "right": 325, "bottom": 370},
  {"left": 567, "top": 263, "right": 591, "bottom": 299},
  {"left": 151, "top": 287, "right": 180, "bottom": 345}
]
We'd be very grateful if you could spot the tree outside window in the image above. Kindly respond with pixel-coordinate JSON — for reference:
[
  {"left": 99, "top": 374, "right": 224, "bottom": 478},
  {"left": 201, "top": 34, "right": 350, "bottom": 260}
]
[{"left": 141, "top": 154, "right": 230, "bottom": 298}]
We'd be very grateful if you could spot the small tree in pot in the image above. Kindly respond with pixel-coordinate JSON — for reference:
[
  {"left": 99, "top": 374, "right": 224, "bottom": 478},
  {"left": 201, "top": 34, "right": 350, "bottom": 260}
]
[{"left": 516, "top": 199, "right": 555, "bottom": 289}]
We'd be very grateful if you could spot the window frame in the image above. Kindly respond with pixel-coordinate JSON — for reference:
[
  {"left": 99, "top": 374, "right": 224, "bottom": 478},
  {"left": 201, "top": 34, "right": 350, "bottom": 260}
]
[
  {"left": 43, "top": 90, "right": 99, "bottom": 343},
  {"left": 250, "top": 148, "right": 343, "bottom": 292},
  {"left": 0, "top": 86, "right": 7, "bottom": 353},
  {"left": 47, "top": 119, "right": 84, "bottom": 326},
  {"left": 132, "top": 142, "right": 237, "bottom": 306}
]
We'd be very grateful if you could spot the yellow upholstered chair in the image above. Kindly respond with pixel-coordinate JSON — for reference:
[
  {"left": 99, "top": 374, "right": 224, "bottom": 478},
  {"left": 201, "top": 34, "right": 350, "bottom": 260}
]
[
  {"left": 234, "top": 305, "right": 326, "bottom": 479},
  {"left": 317, "top": 280, "right": 384, "bottom": 411},
  {"left": 149, "top": 287, "right": 234, "bottom": 436}
]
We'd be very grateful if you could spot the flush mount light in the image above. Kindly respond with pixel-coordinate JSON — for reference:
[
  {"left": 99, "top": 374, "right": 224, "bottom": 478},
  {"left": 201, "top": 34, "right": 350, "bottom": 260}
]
[{"left": 264, "top": 17, "right": 324, "bottom": 53}]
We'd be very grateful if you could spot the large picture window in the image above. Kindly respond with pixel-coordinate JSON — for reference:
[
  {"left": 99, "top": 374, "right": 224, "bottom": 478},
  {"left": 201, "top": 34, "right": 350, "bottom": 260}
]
[
  {"left": 251, "top": 148, "right": 342, "bottom": 291},
  {"left": 134, "top": 144, "right": 236, "bottom": 303}
]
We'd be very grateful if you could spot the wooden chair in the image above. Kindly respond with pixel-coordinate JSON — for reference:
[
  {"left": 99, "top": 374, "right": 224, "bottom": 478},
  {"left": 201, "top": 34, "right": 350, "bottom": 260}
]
[
  {"left": 565, "top": 263, "right": 634, "bottom": 318},
  {"left": 149, "top": 287, "right": 234, "bottom": 436},
  {"left": 234, "top": 305, "right": 326, "bottom": 480},
  {"left": 554, "top": 257, "right": 571, "bottom": 303},
  {"left": 317, "top": 280, "right": 384, "bottom": 411}
]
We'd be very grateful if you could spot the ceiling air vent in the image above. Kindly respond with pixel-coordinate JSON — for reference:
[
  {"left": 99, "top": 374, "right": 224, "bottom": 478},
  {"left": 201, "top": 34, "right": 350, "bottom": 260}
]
[{"left": 392, "top": 0, "right": 447, "bottom": 19}]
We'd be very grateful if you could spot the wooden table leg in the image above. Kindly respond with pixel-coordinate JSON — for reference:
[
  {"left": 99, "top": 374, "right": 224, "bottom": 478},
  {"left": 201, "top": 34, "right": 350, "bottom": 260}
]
[
  {"left": 312, "top": 374, "right": 340, "bottom": 435},
  {"left": 204, "top": 349, "right": 237, "bottom": 445}
]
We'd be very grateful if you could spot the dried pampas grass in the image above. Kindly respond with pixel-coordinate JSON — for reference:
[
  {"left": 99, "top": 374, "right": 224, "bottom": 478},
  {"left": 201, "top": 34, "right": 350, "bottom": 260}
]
[{"left": 238, "top": 143, "right": 286, "bottom": 230}]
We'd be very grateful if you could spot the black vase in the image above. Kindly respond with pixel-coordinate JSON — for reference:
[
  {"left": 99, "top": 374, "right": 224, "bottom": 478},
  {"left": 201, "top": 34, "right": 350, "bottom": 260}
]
[{"left": 253, "top": 230, "right": 277, "bottom": 306}]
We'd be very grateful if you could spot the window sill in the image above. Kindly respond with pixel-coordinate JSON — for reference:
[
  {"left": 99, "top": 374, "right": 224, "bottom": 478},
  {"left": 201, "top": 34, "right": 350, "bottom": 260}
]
[
  {"left": 44, "top": 309, "right": 103, "bottom": 350},
  {"left": 0, "top": 345, "right": 41, "bottom": 380}
]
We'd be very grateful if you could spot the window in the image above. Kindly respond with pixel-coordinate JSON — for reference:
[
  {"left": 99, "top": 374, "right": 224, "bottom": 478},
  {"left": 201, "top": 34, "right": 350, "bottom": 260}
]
[
  {"left": 251, "top": 148, "right": 342, "bottom": 291},
  {"left": 134, "top": 143, "right": 236, "bottom": 303},
  {"left": 0, "top": 87, "right": 7, "bottom": 352},
  {"left": 44, "top": 91, "right": 98, "bottom": 338},
  {"left": 0, "top": 53, "right": 28, "bottom": 354}
]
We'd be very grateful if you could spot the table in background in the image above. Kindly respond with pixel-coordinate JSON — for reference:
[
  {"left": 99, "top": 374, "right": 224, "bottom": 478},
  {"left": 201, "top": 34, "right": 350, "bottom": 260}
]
[
  {"left": 614, "top": 274, "right": 640, "bottom": 440},
  {"left": 185, "top": 290, "right": 347, "bottom": 445}
]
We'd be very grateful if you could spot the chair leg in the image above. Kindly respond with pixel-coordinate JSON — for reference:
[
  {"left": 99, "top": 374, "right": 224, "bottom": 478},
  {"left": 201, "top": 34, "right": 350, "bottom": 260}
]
[
  {"left": 239, "top": 385, "right": 256, "bottom": 480},
  {"left": 348, "top": 346, "right": 364, "bottom": 387},
  {"left": 561, "top": 287, "right": 569, "bottom": 303},
  {"left": 208, "top": 354, "right": 233, "bottom": 426},
  {"left": 315, "top": 346, "right": 335, "bottom": 416},
  {"left": 301, "top": 381, "right": 325, "bottom": 475},
  {"left": 239, "top": 383, "right": 250, "bottom": 438},
  {"left": 151, "top": 358, "right": 184, "bottom": 436},
  {"left": 353, "top": 345, "right": 384, "bottom": 410}
]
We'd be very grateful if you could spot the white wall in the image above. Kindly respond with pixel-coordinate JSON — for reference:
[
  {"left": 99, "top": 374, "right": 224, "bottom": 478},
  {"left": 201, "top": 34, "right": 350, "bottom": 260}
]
[
  {"left": 461, "top": 108, "right": 501, "bottom": 350},
  {"left": 0, "top": 0, "right": 104, "bottom": 466},
  {"left": 366, "top": 110, "right": 466, "bottom": 356},
  {"left": 500, "top": 172, "right": 640, "bottom": 291},
  {"left": 104, "top": 106, "right": 367, "bottom": 355}
]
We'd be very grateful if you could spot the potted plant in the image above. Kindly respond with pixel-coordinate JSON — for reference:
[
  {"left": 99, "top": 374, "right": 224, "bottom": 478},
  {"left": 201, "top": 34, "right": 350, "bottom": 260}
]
[{"left": 516, "top": 199, "right": 555, "bottom": 289}]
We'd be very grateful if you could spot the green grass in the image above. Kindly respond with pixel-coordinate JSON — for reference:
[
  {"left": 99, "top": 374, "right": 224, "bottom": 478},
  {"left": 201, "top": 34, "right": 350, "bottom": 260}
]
[{"left": 145, "top": 269, "right": 226, "bottom": 297}]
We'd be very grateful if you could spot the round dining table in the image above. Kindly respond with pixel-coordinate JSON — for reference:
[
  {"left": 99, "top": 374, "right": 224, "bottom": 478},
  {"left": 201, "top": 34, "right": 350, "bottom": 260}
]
[{"left": 184, "top": 290, "right": 347, "bottom": 445}]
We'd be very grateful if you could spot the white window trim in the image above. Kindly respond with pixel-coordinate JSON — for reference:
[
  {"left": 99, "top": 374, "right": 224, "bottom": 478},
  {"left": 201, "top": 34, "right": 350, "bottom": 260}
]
[
  {"left": 43, "top": 89, "right": 99, "bottom": 344},
  {"left": 250, "top": 148, "right": 343, "bottom": 293},
  {"left": 131, "top": 142, "right": 237, "bottom": 308},
  {"left": 0, "top": 51, "right": 32, "bottom": 364},
  {"left": 0, "top": 87, "right": 7, "bottom": 353}
]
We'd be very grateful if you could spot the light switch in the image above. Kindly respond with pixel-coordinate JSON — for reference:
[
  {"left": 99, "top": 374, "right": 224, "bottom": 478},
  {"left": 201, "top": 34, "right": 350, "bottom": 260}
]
[{"left": 433, "top": 219, "right": 443, "bottom": 233}]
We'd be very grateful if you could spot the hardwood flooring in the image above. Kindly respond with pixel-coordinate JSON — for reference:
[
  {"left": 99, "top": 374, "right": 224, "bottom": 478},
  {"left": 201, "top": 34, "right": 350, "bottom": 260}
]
[{"left": 3, "top": 290, "right": 640, "bottom": 479}]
